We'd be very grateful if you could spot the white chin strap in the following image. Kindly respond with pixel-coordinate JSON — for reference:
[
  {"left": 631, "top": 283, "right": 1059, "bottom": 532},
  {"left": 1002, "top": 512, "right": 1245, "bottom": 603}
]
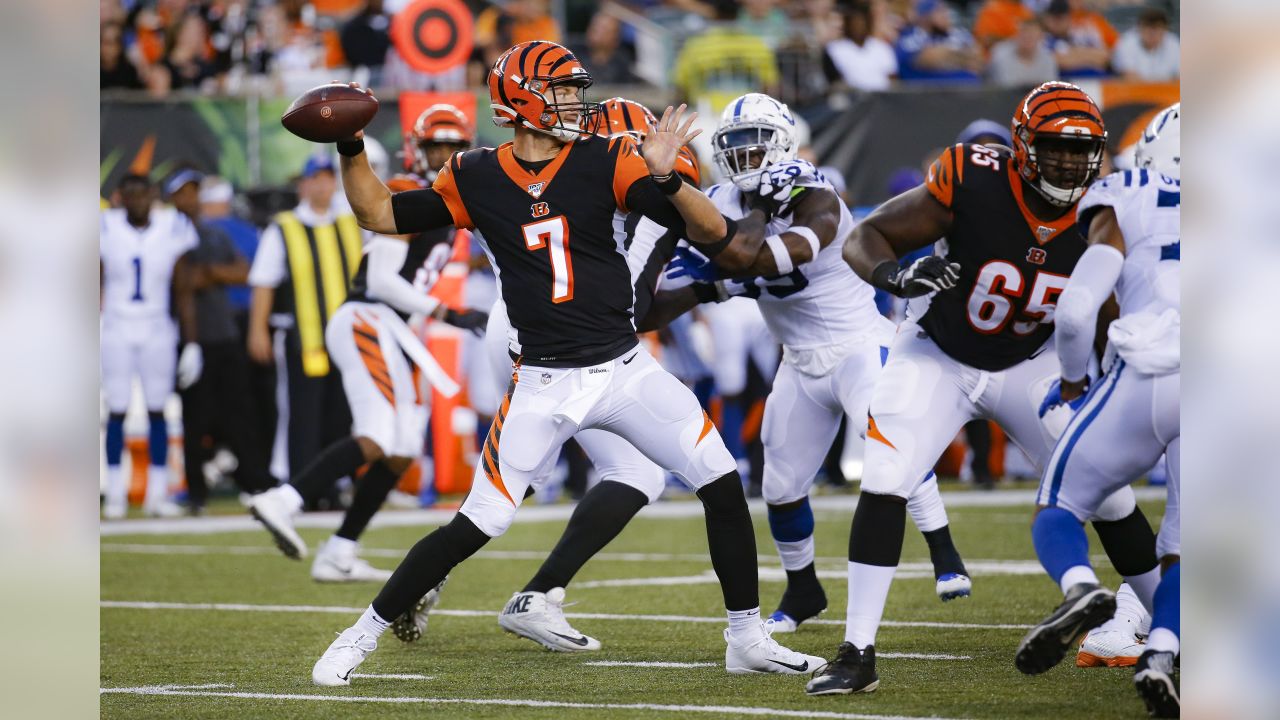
[{"left": 1035, "top": 178, "right": 1084, "bottom": 206}]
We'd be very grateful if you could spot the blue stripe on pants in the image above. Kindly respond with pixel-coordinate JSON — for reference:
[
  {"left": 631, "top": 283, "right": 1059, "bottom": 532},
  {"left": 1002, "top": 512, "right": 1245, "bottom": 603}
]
[{"left": 1046, "top": 361, "right": 1126, "bottom": 507}]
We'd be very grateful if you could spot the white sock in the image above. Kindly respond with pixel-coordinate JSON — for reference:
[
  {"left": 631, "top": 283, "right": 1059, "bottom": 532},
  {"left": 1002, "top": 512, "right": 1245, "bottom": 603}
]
[
  {"left": 105, "top": 465, "right": 126, "bottom": 505},
  {"left": 726, "top": 607, "right": 761, "bottom": 642},
  {"left": 1094, "top": 583, "right": 1145, "bottom": 635},
  {"left": 1145, "top": 627, "right": 1179, "bottom": 656},
  {"left": 1123, "top": 567, "right": 1161, "bottom": 613},
  {"left": 906, "top": 478, "right": 949, "bottom": 533},
  {"left": 774, "top": 536, "right": 814, "bottom": 572},
  {"left": 844, "top": 561, "right": 896, "bottom": 648},
  {"left": 1059, "top": 565, "right": 1101, "bottom": 595},
  {"left": 353, "top": 605, "right": 391, "bottom": 638},
  {"left": 145, "top": 465, "right": 169, "bottom": 507}
]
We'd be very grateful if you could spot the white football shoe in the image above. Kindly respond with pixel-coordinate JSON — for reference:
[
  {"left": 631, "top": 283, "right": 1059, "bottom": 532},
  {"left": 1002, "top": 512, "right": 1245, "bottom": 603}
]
[
  {"left": 102, "top": 497, "right": 127, "bottom": 520},
  {"left": 936, "top": 572, "right": 972, "bottom": 601},
  {"left": 312, "top": 627, "right": 377, "bottom": 686},
  {"left": 144, "top": 499, "right": 185, "bottom": 518},
  {"left": 391, "top": 577, "right": 448, "bottom": 642},
  {"left": 724, "top": 623, "right": 827, "bottom": 675},
  {"left": 310, "top": 538, "right": 393, "bottom": 583},
  {"left": 1077, "top": 627, "right": 1144, "bottom": 667},
  {"left": 764, "top": 612, "right": 799, "bottom": 634},
  {"left": 498, "top": 587, "right": 601, "bottom": 652},
  {"left": 248, "top": 485, "right": 307, "bottom": 559}
]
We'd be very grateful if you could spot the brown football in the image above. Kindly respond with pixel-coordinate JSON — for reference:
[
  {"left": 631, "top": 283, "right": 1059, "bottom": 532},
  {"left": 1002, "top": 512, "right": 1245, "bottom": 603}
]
[{"left": 281, "top": 83, "right": 379, "bottom": 143}]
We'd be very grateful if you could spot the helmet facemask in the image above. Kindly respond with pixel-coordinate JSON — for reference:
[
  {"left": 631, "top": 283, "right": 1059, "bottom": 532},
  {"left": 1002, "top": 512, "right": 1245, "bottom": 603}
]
[
  {"left": 1023, "top": 133, "right": 1106, "bottom": 206},
  {"left": 712, "top": 122, "right": 797, "bottom": 192},
  {"left": 526, "top": 76, "right": 600, "bottom": 142}
]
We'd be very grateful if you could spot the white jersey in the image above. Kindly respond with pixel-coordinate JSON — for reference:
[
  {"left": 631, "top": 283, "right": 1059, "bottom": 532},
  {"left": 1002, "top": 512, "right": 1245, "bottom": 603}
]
[
  {"left": 705, "top": 180, "right": 880, "bottom": 372},
  {"left": 1077, "top": 169, "right": 1180, "bottom": 372},
  {"left": 100, "top": 206, "right": 198, "bottom": 323}
]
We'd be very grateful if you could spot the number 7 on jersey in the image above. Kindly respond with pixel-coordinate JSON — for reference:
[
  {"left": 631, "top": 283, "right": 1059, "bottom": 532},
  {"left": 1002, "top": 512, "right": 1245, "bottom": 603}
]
[{"left": 522, "top": 216, "right": 574, "bottom": 303}]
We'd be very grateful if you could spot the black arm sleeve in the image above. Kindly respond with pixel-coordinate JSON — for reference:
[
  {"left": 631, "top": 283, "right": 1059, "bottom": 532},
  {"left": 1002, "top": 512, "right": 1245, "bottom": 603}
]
[
  {"left": 624, "top": 177, "right": 690, "bottom": 236},
  {"left": 391, "top": 189, "right": 456, "bottom": 234}
]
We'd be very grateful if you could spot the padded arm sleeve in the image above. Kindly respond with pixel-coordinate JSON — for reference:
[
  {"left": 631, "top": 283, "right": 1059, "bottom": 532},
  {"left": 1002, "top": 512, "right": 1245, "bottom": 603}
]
[
  {"left": 391, "top": 189, "right": 458, "bottom": 234},
  {"left": 365, "top": 238, "right": 442, "bottom": 317},
  {"left": 1055, "top": 243, "right": 1124, "bottom": 382},
  {"left": 625, "top": 178, "right": 690, "bottom": 237}
]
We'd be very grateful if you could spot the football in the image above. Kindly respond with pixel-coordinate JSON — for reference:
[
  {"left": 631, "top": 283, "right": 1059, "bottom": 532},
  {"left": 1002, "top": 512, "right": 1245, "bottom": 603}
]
[{"left": 281, "top": 83, "right": 379, "bottom": 143}]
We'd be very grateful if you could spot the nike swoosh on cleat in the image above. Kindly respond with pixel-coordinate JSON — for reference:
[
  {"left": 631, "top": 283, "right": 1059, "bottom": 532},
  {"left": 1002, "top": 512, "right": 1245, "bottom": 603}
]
[
  {"left": 339, "top": 669, "right": 353, "bottom": 681},
  {"left": 767, "top": 658, "right": 809, "bottom": 672},
  {"left": 622, "top": 353, "right": 638, "bottom": 364},
  {"left": 550, "top": 632, "right": 590, "bottom": 646}
]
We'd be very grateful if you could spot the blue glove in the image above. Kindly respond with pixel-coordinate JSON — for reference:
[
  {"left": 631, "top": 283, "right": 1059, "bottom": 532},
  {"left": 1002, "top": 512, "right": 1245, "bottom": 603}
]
[
  {"left": 664, "top": 246, "right": 718, "bottom": 284},
  {"left": 1039, "top": 379, "right": 1088, "bottom": 418}
]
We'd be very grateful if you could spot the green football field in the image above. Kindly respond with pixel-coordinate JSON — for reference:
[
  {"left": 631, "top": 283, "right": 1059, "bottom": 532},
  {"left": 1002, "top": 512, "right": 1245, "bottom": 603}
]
[{"left": 100, "top": 488, "right": 1167, "bottom": 719}]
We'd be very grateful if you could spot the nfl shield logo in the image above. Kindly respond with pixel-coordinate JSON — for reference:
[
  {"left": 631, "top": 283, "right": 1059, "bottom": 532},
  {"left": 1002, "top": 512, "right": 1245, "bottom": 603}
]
[
  {"left": 527, "top": 181, "right": 545, "bottom": 198},
  {"left": 1036, "top": 226, "right": 1054, "bottom": 243}
]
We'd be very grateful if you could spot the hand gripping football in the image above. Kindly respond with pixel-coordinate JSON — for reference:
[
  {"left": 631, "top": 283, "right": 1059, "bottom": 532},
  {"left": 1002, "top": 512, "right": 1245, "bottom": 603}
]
[{"left": 281, "top": 83, "right": 379, "bottom": 143}]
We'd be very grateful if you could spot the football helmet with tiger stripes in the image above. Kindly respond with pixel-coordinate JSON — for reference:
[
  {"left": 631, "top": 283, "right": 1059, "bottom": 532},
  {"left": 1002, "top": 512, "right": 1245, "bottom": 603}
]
[
  {"left": 1011, "top": 81, "right": 1108, "bottom": 206},
  {"left": 590, "top": 97, "right": 657, "bottom": 142},
  {"left": 489, "top": 41, "right": 600, "bottom": 142},
  {"left": 407, "top": 104, "right": 473, "bottom": 180}
]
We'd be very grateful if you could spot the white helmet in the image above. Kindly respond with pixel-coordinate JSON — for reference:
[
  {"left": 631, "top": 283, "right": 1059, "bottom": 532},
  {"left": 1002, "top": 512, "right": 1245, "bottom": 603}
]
[
  {"left": 1134, "top": 103, "right": 1180, "bottom": 180},
  {"left": 711, "top": 93, "right": 798, "bottom": 192}
]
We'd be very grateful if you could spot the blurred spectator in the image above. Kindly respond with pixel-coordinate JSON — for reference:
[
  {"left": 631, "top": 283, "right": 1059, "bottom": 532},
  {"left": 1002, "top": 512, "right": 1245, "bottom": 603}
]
[
  {"left": 1065, "top": 0, "right": 1117, "bottom": 52},
  {"left": 157, "top": 11, "right": 219, "bottom": 93},
  {"left": 956, "top": 117, "right": 1013, "bottom": 147},
  {"left": 340, "top": 0, "right": 391, "bottom": 82},
  {"left": 871, "top": 0, "right": 909, "bottom": 44},
  {"left": 1112, "top": 7, "right": 1180, "bottom": 82},
  {"left": 573, "top": 11, "right": 636, "bottom": 84},
  {"left": 1042, "top": 0, "right": 1110, "bottom": 78},
  {"left": 988, "top": 17, "right": 1058, "bottom": 87},
  {"left": 471, "top": 0, "right": 563, "bottom": 86},
  {"left": 796, "top": 0, "right": 843, "bottom": 46},
  {"left": 972, "top": 0, "right": 1034, "bottom": 49},
  {"left": 101, "top": 21, "right": 148, "bottom": 90},
  {"left": 823, "top": 2, "right": 898, "bottom": 92},
  {"left": 671, "top": 2, "right": 778, "bottom": 105},
  {"left": 895, "top": 0, "right": 983, "bottom": 83},
  {"left": 737, "top": 0, "right": 792, "bottom": 50}
]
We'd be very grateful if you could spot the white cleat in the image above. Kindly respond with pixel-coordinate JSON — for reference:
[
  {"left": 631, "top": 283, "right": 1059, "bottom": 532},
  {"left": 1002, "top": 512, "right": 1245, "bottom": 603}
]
[
  {"left": 498, "top": 587, "right": 601, "bottom": 652},
  {"left": 102, "top": 498, "right": 127, "bottom": 520},
  {"left": 248, "top": 486, "right": 307, "bottom": 560},
  {"left": 392, "top": 577, "right": 448, "bottom": 643},
  {"left": 764, "top": 612, "right": 799, "bottom": 634},
  {"left": 724, "top": 623, "right": 826, "bottom": 675},
  {"left": 310, "top": 541, "right": 394, "bottom": 583},
  {"left": 936, "top": 572, "right": 972, "bottom": 601},
  {"left": 312, "top": 628, "right": 377, "bottom": 686},
  {"left": 144, "top": 500, "right": 185, "bottom": 518},
  {"left": 1077, "top": 628, "right": 1144, "bottom": 668}
]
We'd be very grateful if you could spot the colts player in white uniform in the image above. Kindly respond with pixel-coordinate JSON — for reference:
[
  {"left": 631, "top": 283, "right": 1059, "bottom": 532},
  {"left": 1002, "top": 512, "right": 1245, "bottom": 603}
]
[
  {"left": 100, "top": 173, "right": 202, "bottom": 518},
  {"left": 651, "top": 94, "right": 971, "bottom": 633},
  {"left": 1016, "top": 104, "right": 1181, "bottom": 718}
]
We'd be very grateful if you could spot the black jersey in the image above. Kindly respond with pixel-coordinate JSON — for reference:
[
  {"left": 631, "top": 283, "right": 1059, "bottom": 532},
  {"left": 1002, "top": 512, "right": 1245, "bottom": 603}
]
[
  {"left": 914, "top": 143, "right": 1087, "bottom": 372},
  {"left": 431, "top": 134, "right": 656, "bottom": 366}
]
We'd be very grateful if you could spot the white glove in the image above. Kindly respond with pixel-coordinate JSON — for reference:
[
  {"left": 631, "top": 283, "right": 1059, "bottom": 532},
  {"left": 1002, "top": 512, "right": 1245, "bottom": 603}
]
[
  {"left": 752, "top": 159, "right": 824, "bottom": 218},
  {"left": 177, "top": 342, "right": 203, "bottom": 390}
]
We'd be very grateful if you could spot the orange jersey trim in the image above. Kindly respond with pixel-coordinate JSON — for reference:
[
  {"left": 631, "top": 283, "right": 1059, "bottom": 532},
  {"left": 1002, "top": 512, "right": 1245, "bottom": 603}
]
[
  {"left": 1006, "top": 164, "right": 1077, "bottom": 245},
  {"left": 611, "top": 135, "right": 652, "bottom": 212},
  {"left": 925, "top": 144, "right": 962, "bottom": 209},
  {"left": 496, "top": 141, "right": 574, "bottom": 199},
  {"left": 431, "top": 155, "right": 475, "bottom": 229}
]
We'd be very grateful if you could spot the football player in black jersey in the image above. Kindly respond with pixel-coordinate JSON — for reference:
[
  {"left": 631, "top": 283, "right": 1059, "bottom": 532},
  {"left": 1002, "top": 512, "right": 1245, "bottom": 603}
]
[
  {"left": 248, "top": 104, "right": 488, "bottom": 584},
  {"left": 307, "top": 41, "right": 825, "bottom": 686},
  {"left": 806, "top": 82, "right": 1162, "bottom": 696}
]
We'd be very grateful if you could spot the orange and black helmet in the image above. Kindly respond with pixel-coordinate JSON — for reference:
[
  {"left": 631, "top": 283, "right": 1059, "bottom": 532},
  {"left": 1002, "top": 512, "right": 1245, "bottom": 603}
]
[
  {"left": 489, "top": 40, "right": 599, "bottom": 142},
  {"left": 407, "top": 103, "right": 473, "bottom": 177},
  {"left": 590, "top": 97, "right": 657, "bottom": 142},
  {"left": 1011, "top": 81, "right": 1107, "bottom": 206}
]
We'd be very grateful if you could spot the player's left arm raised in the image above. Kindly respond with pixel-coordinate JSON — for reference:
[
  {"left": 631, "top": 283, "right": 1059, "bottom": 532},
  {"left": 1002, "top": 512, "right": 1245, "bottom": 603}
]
[
  {"left": 715, "top": 187, "right": 840, "bottom": 278},
  {"left": 639, "top": 104, "right": 728, "bottom": 244}
]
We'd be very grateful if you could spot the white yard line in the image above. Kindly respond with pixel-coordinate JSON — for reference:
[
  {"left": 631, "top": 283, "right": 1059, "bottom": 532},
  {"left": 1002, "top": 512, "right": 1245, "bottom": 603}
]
[
  {"left": 100, "top": 487, "right": 1166, "bottom": 536},
  {"left": 584, "top": 661, "right": 719, "bottom": 668},
  {"left": 101, "top": 600, "right": 1031, "bottom": 630},
  {"left": 350, "top": 673, "right": 433, "bottom": 681},
  {"left": 98, "top": 685, "right": 965, "bottom": 720}
]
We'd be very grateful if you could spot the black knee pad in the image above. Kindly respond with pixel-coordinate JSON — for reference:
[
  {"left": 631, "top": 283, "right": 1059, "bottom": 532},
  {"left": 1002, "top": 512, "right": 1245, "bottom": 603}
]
[
  {"left": 849, "top": 492, "right": 907, "bottom": 567},
  {"left": 1092, "top": 506, "right": 1158, "bottom": 576},
  {"left": 696, "top": 471, "right": 748, "bottom": 517}
]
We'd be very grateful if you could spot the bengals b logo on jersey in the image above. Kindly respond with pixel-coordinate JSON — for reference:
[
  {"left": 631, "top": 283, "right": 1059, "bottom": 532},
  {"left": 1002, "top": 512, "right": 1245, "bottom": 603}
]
[
  {"left": 531, "top": 202, "right": 550, "bottom": 218},
  {"left": 1027, "top": 248, "right": 1047, "bottom": 265}
]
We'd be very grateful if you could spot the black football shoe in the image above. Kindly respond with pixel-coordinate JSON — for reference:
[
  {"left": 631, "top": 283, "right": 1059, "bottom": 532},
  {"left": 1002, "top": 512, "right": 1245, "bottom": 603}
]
[
  {"left": 1016, "top": 582, "right": 1117, "bottom": 675},
  {"left": 805, "top": 642, "right": 879, "bottom": 695},
  {"left": 1133, "top": 649, "right": 1180, "bottom": 718}
]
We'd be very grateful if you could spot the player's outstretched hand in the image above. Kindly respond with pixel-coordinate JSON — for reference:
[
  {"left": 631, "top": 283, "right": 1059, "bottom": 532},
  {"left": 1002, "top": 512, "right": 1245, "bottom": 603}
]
[
  {"left": 664, "top": 246, "right": 718, "bottom": 284},
  {"left": 643, "top": 104, "right": 702, "bottom": 178},
  {"left": 894, "top": 256, "right": 961, "bottom": 298},
  {"left": 444, "top": 308, "right": 488, "bottom": 337}
]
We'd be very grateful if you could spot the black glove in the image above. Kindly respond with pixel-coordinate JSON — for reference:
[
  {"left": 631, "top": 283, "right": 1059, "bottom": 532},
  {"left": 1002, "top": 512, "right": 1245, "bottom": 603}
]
[
  {"left": 443, "top": 308, "right": 488, "bottom": 337},
  {"left": 872, "top": 256, "right": 962, "bottom": 298},
  {"left": 747, "top": 184, "right": 809, "bottom": 221}
]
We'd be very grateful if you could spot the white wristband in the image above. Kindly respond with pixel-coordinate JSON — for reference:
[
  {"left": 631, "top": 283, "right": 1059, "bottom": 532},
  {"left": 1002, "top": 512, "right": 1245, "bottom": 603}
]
[
  {"left": 787, "top": 225, "right": 821, "bottom": 259},
  {"left": 764, "top": 234, "right": 794, "bottom": 275}
]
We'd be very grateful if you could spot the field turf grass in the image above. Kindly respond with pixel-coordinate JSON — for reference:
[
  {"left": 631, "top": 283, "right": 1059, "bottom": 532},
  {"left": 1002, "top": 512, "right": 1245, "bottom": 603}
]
[{"left": 101, "top": 491, "right": 1167, "bottom": 719}]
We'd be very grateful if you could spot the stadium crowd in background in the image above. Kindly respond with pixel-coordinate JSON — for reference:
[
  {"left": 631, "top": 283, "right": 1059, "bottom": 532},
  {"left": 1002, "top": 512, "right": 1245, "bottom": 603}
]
[{"left": 101, "top": 0, "right": 1179, "bottom": 97}]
